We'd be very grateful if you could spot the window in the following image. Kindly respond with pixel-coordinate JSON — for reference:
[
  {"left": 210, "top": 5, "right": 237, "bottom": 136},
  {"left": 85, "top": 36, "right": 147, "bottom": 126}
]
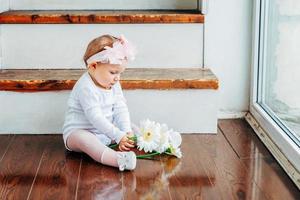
[{"left": 251, "top": 0, "right": 300, "bottom": 173}]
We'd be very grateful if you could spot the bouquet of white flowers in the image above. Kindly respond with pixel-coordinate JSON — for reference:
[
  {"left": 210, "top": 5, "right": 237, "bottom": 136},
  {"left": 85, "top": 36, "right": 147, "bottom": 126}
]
[{"left": 110, "top": 119, "right": 182, "bottom": 159}]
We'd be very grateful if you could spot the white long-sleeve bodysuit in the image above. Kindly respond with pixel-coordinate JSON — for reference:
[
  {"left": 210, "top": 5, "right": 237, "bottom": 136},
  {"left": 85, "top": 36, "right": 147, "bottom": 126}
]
[{"left": 62, "top": 72, "right": 132, "bottom": 148}]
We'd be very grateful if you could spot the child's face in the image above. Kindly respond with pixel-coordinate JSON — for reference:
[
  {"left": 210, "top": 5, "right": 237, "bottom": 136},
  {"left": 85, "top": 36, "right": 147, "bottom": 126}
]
[{"left": 89, "top": 62, "right": 125, "bottom": 89}]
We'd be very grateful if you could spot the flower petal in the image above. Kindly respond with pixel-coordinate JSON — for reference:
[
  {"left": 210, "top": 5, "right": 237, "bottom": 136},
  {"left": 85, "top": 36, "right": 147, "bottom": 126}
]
[{"left": 169, "top": 131, "right": 182, "bottom": 148}]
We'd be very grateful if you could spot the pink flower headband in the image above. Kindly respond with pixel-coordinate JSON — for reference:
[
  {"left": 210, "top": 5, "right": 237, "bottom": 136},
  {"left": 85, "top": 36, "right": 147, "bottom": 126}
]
[{"left": 86, "top": 35, "right": 137, "bottom": 65}]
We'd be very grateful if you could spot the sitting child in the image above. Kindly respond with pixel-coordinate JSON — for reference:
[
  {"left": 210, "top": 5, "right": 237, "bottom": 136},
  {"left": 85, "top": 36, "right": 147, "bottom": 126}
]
[{"left": 63, "top": 34, "right": 137, "bottom": 171}]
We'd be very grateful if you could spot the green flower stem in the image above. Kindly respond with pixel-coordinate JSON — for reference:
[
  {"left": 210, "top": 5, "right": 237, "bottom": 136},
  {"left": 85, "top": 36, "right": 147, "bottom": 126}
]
[
  {"left": 136, "top": 151, "right": 160, "bottom": 159},
  {"left": 109, "top": 143, "right": 118, "bottom": 149},
  {"left": 164, "top": 152, "right": 173, "bottom": 156},
  {"left": 129, "top": 135, "right": 137, "bottom": 143}
]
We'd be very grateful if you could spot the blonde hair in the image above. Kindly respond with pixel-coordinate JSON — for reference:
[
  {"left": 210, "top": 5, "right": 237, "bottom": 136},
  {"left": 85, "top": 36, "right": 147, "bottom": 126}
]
[{"left": 83, "top": 34, "right": 118, "bottom": 66}]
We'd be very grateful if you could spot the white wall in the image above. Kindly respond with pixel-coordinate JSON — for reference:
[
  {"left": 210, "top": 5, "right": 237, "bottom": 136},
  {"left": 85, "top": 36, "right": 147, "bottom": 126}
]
[
  {"left": 10, "top": 0, "right": 196, "bottom": 10},
  {"left": 205, "top": 0, "right": 252, "bottom": 118},
  {"left": 0, "top": 0, "right": 9, "bottom": 12}
]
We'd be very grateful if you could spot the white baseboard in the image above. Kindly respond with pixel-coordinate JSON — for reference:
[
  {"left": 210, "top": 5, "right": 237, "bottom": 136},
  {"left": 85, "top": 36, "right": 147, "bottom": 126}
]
[
  {"left": 218, "top": 111, "right": 247, "bottom": 119},
  {"left": 245, "top": 112, "right": 300, "bottom": 189}
]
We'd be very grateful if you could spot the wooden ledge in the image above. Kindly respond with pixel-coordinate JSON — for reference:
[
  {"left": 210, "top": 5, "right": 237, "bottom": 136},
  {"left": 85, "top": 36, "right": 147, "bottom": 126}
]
[
  {"left": 0, "top": 68, "right": 218, "bottom": 91},
  {"left": 0, "top": 10, "right": 204, "bottom": 24}
]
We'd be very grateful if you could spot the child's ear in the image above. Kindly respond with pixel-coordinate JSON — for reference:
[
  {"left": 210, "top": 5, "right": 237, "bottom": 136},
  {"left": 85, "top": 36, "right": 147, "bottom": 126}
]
[{"left": 88, "top": 62, "right": 97, "bottom": 69}]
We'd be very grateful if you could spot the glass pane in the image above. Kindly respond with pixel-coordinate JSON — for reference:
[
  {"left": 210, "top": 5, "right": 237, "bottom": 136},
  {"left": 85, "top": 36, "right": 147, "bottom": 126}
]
[{"left": 260, "top": 0, "right": 300, "bottom": 145}]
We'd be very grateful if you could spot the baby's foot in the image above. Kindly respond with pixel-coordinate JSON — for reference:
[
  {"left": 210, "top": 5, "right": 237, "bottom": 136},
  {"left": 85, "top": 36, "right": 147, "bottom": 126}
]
[{"left": 117, "top": 151, "right": 137, "bottom": 171}]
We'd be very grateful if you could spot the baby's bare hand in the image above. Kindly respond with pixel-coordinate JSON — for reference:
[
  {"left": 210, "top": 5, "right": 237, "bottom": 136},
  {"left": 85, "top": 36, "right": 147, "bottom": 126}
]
[{"left": 119, "top": 135, "right": 135, "bottom": 151}]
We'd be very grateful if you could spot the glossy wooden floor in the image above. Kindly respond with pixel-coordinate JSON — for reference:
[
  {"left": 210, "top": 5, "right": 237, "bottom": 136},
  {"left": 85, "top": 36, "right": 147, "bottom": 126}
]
[{"left": 0, "top": 119, "right": 299, "bottom": 199}]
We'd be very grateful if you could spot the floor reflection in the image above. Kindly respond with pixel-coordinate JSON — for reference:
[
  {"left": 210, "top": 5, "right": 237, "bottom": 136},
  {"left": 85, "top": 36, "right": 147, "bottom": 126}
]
[
  {"left": 123, "top": 156, "right": 182, "bottom": 199},
  {"left": 76, "top": 154, "right": 122, "bottom": 200}
]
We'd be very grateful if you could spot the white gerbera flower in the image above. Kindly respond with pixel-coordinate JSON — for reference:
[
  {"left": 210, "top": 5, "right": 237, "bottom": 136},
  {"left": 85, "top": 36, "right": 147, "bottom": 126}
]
[
  {"left": 168, "top": 131, "right": 182, "bottom": 148},
  {"left": 169, "top": 145, "right": 182, "bottom": 158},
  {"left": 166, "top": 131, "right": 182, "bottom": 158},
  {"left": 137, "top": 119, "right": 160, "bottom": 153},
  {"left": 157, "top": 124, "right": 171, "bottom": 153}
]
